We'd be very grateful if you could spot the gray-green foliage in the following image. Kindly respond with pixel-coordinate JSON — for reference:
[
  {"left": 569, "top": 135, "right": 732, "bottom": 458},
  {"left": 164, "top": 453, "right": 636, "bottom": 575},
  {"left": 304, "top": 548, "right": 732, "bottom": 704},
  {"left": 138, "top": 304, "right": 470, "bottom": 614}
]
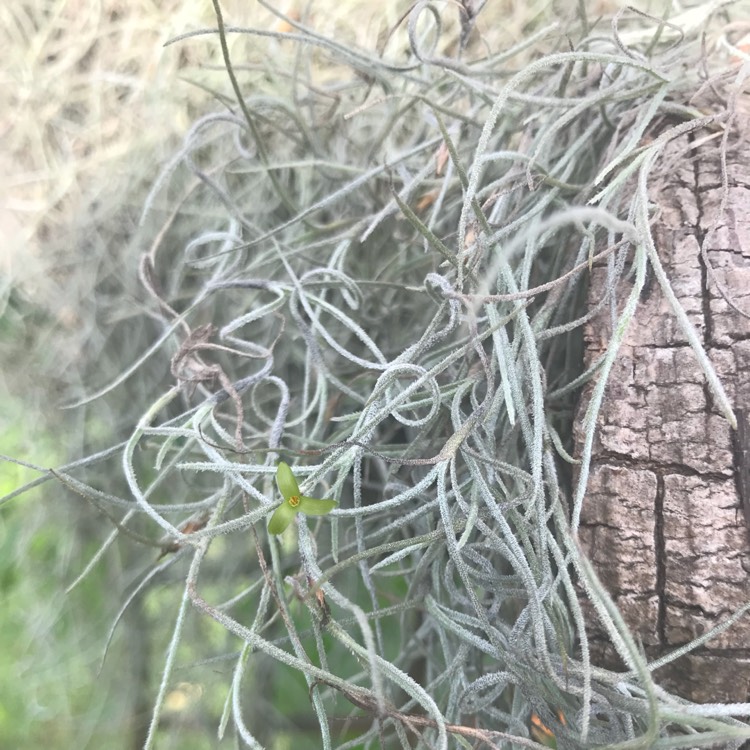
[{"left": 12, "top": 2, "right": 750, "bottom": 748}]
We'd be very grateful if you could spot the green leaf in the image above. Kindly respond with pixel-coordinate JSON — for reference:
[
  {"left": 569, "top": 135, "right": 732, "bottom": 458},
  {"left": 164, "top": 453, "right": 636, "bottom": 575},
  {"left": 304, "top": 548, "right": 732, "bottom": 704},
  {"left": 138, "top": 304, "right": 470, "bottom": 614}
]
[
  {"left": 529, "top": 712, "right": 559, "bottom": 749},
  {"left": 276, "top": 461, "right": 300, "bottom": 500},
  {"left": 298, "top": 496, "right": 337, "bottom": 516},
  {"left": 267, "top": 503, "right": 296, "bottom": 535}
]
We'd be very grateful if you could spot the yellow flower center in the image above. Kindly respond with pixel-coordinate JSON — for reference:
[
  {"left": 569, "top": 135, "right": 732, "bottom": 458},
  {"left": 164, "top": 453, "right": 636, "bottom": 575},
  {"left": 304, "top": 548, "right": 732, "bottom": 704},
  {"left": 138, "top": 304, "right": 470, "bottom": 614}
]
[{"left": 288, "top": 495, "right": 301, "bottom": 508}]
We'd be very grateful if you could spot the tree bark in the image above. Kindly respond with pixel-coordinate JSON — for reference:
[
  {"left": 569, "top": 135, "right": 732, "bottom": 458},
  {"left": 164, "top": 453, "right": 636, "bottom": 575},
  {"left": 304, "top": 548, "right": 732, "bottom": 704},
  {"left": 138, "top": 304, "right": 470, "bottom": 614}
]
[{"left": 575, "top": 127, "right": 750, "bottom": 703}]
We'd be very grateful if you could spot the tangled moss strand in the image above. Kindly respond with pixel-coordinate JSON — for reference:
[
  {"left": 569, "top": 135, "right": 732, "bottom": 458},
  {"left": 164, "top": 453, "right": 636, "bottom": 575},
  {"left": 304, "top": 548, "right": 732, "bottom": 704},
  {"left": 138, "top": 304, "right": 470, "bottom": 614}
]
[{"left": 13, "top": 3, "right": 750, "bottom": 749}]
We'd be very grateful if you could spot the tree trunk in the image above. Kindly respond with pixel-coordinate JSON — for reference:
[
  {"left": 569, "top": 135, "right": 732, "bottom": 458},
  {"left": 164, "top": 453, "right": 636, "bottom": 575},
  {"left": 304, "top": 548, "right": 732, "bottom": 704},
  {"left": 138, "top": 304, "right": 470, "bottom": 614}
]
[{"left": 575, "top": 127, "right": 750, "bottom": 703}]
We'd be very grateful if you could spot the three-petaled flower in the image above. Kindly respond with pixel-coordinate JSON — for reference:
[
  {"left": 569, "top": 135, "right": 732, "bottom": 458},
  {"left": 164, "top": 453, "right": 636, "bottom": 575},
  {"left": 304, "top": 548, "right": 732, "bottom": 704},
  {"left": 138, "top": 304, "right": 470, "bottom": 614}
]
[{"left": 267, "top": 461, "right": 337, "bottom": 535}]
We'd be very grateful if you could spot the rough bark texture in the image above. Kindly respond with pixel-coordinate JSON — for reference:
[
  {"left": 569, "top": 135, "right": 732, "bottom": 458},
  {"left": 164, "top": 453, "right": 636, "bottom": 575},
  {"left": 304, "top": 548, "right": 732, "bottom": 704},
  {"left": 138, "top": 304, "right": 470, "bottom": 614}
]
[{"left": 575, "top": 130, "right": 750, "bottom": 704}]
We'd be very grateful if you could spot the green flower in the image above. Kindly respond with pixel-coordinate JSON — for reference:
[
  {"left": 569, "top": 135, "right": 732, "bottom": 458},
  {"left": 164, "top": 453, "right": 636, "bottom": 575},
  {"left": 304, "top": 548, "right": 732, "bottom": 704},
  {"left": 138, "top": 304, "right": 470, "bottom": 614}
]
[{"left": 267, "top": 461, "right": 337, "bottom": 535}]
